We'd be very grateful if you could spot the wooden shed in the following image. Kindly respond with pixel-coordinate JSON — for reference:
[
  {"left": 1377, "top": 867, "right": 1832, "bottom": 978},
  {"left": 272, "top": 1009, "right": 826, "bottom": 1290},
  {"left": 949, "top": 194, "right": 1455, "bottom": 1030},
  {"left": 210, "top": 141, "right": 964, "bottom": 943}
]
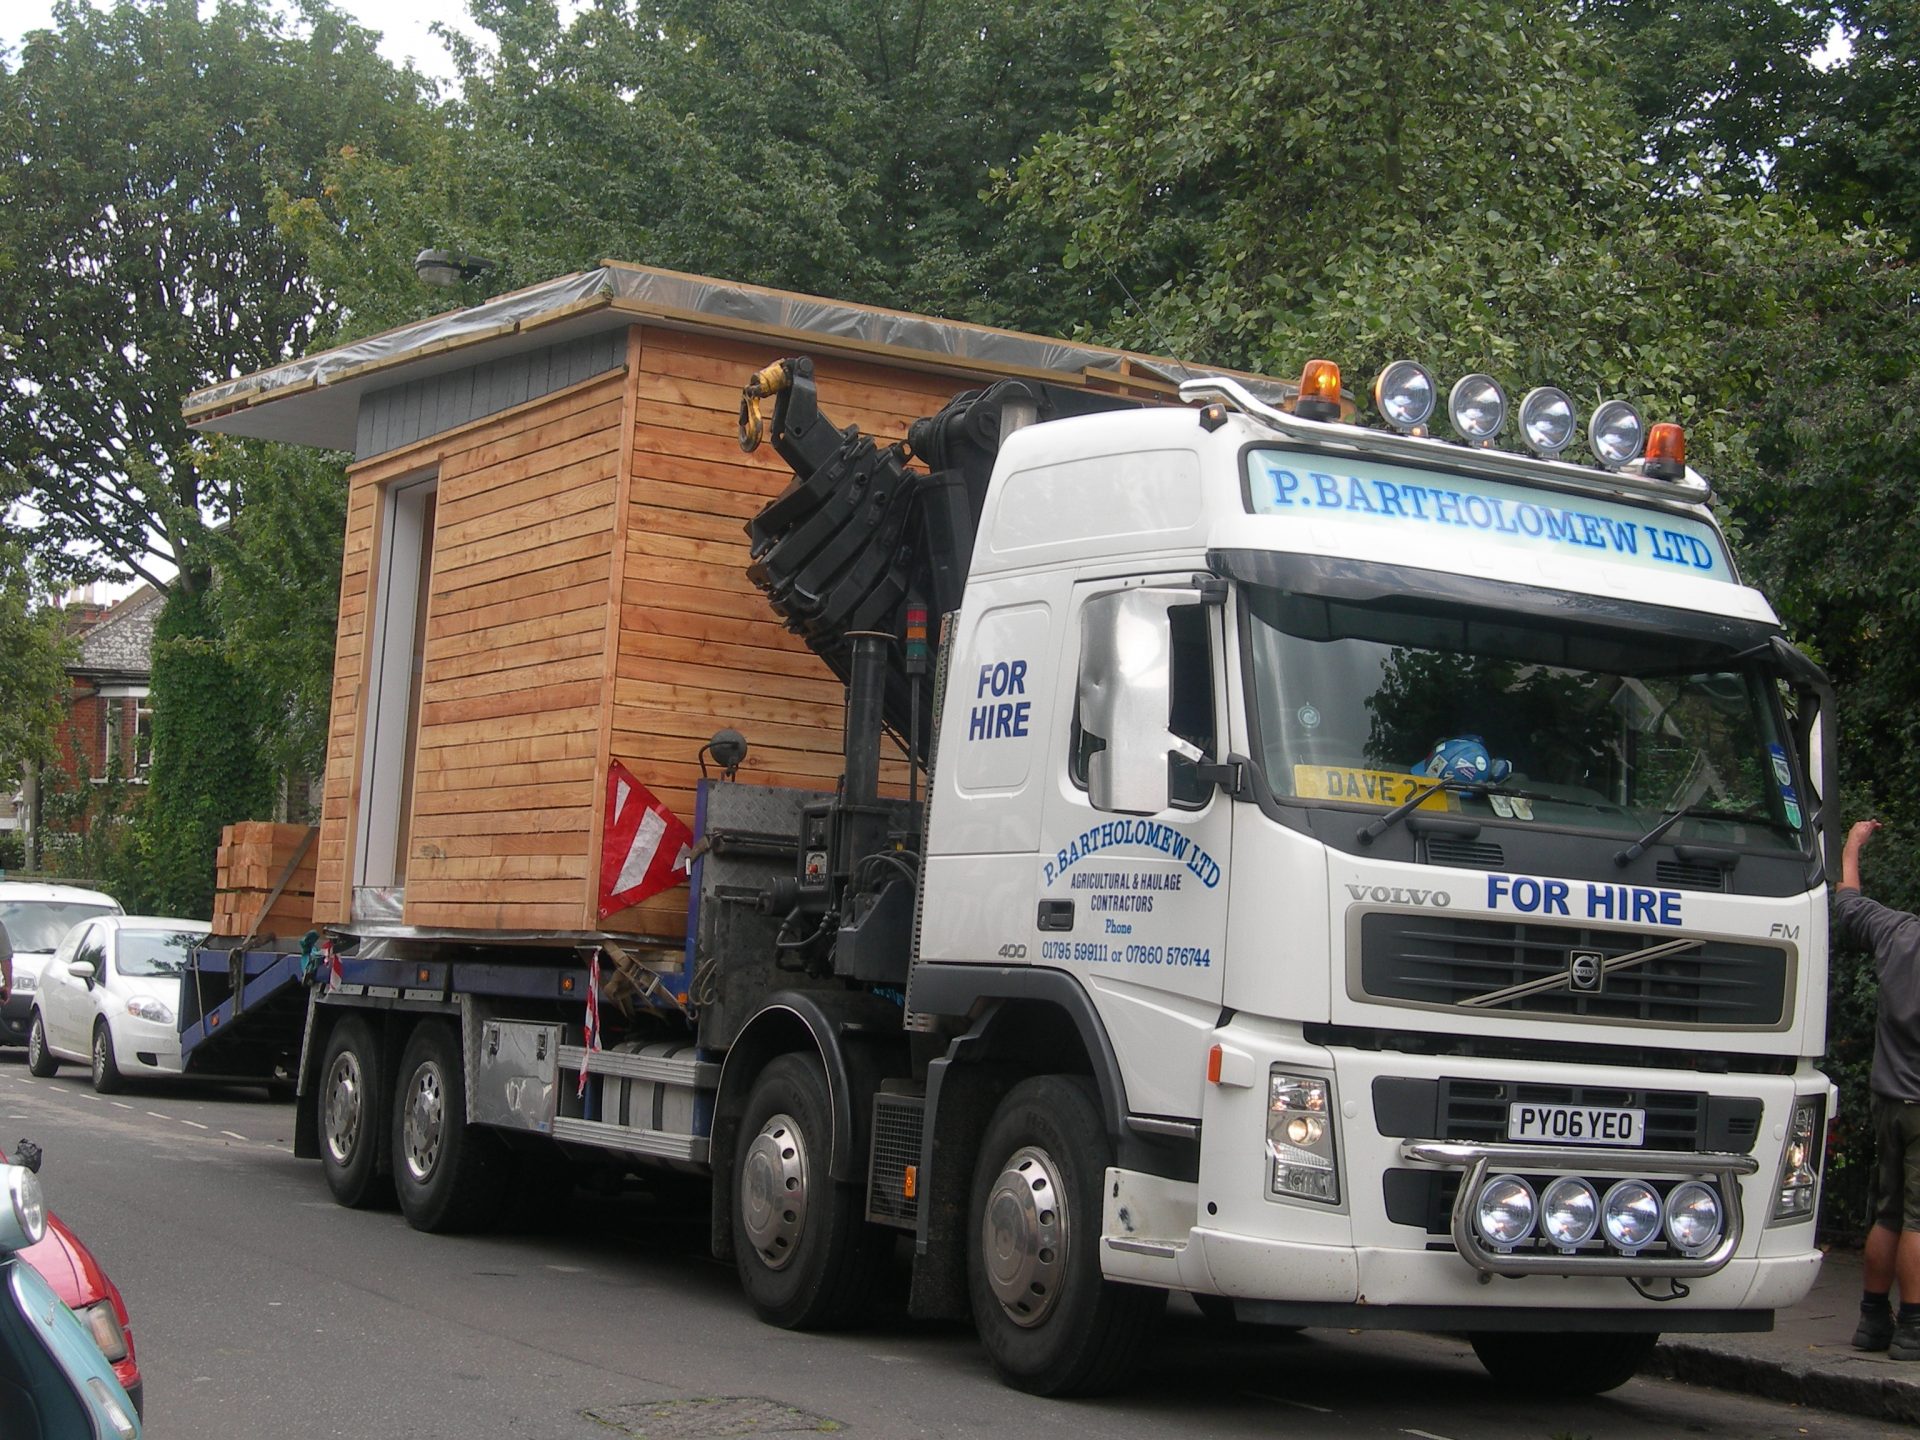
[{"left": 184, "top": 264, "right": 1271, "bottom": 943}]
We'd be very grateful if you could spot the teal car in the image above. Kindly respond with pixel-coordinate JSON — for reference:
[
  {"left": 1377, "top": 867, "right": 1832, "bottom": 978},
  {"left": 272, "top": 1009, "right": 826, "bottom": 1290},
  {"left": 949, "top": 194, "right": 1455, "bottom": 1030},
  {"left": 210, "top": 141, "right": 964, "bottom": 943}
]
[{"left": 0, "top": 1160, "right": 141, "bottom": 1439}]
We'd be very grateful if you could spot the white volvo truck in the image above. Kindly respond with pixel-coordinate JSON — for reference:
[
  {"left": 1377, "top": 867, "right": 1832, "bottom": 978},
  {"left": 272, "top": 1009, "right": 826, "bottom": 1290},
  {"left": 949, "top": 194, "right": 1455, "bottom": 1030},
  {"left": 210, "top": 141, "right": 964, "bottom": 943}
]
[{"left": 188, "top": 338, "right": 1837, "bottom": 1400}]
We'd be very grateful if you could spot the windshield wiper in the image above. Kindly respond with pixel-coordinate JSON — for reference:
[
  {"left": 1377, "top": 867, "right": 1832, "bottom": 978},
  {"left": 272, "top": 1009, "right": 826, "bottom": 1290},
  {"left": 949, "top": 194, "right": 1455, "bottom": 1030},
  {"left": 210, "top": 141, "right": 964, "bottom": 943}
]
[
  {"left": 1357, "top": 778, "right": 1517, "bottom": 845},
  {"left": 1614, "top": 804, "right": 1795, "bottom": 867}
]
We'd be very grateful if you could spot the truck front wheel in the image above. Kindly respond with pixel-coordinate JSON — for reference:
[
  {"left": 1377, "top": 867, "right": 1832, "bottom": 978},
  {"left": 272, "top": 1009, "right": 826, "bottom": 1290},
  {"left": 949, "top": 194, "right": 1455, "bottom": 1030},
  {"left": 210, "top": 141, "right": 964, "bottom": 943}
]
[
  {"left": 1469, "top": 1330, "right": 1658, "bottom": 1396},
  {"left": 732, "top": 1052, "right": 887, "bottom": 1329},
  {"left": 319, "top": 1016, "right": 390, "bottom": 1208},
  {"left": 967, "top": 1075, "right": 1163, "bottom": 1396},
  {"left": 392, "top": 1020, "right": 506, "bottom": 1233}
]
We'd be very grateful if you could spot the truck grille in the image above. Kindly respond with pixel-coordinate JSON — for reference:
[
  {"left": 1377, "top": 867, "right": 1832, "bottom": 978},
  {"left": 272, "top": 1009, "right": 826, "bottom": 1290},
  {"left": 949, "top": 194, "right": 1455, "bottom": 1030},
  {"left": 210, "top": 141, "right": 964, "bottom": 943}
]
[{"left": 1359, "top": 913, "right": 1789, "bottom": 1028}]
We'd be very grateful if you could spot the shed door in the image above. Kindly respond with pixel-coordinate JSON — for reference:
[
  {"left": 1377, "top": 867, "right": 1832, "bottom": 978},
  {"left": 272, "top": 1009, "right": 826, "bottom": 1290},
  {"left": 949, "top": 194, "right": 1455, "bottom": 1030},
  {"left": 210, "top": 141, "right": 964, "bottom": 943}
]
[{"left": 356, "top": 476, "right": 437, "bottom": 909}]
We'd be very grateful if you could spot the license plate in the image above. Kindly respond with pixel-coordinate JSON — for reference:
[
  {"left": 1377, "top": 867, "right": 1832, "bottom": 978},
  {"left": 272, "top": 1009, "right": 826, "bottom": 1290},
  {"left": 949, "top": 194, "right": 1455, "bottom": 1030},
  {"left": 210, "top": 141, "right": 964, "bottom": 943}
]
[{"left": 1506, "top": 1102, "right": 1645, "bottom": 1147}]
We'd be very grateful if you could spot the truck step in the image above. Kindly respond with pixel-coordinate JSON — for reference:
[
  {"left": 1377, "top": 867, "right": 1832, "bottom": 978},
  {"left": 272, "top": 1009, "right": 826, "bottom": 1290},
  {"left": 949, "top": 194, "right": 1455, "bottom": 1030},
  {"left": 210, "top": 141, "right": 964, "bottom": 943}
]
[
  {"left": 556, "top": 1044, "right": 717, "bottom": 1089},
  {"left": 551, "top": 1115, "right": 710, "bottom": 1164}
]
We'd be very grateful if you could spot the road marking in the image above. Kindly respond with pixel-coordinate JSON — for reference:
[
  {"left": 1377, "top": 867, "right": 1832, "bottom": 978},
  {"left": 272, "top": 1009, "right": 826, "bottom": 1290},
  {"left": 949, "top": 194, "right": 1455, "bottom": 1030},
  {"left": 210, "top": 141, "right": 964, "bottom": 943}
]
[
  {"left": 1403, "top": 1430, "right": 1459, "bottom": 1440},
  {"left": 180, "top": 1119, "right": 209, "bottom": 1130},
  {"left": 111, "top": 1102, "right": 133, "bottom": 1110},
  {"left": 146, "top": 1111, "right": 171, "bottom": 1120},
  {"left": 221, "top": 1130, "right": 248, "bottom": 1141},
  {"left": 1245, "top": 1392, "right": 1334, "bottom": 1414}
]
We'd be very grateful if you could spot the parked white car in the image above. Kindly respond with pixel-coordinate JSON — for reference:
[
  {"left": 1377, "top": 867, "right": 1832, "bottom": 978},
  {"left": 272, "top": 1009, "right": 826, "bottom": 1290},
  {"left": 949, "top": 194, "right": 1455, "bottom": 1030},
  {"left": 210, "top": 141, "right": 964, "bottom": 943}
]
[
  {"left": 27, "top": 916, "right": 209, "bottom": 1092},
  {"left": 0, "top": 882, "right": 123, "bottom": 1050}
]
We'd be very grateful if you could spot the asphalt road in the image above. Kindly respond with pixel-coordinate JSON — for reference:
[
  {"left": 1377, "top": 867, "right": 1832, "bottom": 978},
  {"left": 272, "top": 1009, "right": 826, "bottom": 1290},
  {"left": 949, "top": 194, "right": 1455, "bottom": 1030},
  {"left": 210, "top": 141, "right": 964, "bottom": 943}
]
[{"left": 0, "top": 1052, "right": 1906, "bottom": 1440}]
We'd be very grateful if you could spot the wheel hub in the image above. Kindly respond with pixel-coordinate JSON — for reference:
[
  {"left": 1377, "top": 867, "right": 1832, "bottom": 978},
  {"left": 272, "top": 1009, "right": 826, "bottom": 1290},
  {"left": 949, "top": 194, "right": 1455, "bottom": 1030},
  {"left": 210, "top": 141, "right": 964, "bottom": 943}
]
[
  {"left": 402, "top": 1061, "right": 445, "bottom": 1183},
  {"left": 740, "top": 1111, "right": 808, "bottom": 1270},
  {"left": 324, "top": 1050, "right": 364, "bottom": 1166},
  {"left": 92, "top": 1029, "right": 108, "bottom": 1079},
  {"left": 982, "top": 1145, "right": 1068, "bottom": 1327}
]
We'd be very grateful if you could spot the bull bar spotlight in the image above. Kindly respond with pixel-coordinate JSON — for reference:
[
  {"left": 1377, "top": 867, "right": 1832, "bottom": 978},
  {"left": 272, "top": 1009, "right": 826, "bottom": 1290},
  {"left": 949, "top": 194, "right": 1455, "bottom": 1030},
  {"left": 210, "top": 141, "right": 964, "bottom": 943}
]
[
  {"left": 1601, "top": 1179, "right": 1662, "bottom": 1253},
  {"left": 1472, "top": 1173, "right": 1537, "bottom": 1249}
]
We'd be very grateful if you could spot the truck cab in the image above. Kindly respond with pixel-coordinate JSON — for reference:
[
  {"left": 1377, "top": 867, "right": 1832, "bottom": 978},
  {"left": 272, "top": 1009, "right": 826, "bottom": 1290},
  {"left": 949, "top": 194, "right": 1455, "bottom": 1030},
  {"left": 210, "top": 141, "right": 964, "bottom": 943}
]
[{"left": 897, "top": 366, "right": 1830, "bottom": 1395}]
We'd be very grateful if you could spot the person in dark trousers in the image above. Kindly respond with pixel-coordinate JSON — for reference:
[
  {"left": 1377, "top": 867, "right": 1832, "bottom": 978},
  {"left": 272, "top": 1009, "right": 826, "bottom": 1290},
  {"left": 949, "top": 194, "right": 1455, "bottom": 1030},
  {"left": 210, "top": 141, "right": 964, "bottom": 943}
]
[
  {"left": 1836, "top": 818, "right": 1920, "bottom": 1357},
  {"left": 0, "top": 920, "right": 10, "bottom": 1006}
]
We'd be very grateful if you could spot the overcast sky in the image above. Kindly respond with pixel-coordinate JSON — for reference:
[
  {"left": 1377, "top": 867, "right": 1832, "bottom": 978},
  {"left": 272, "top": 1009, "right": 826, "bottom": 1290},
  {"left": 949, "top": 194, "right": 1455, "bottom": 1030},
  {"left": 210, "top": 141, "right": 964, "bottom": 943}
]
[{"left": 3, "top": 0, "right": 474, "bottom": 81}]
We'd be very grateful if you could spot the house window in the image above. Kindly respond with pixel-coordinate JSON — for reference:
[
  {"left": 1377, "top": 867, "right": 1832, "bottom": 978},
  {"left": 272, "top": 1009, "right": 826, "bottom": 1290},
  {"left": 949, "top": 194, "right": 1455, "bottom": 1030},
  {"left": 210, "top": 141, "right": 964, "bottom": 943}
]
[{"left": 103, "top": 694, "right": 153, "bottom": 782}]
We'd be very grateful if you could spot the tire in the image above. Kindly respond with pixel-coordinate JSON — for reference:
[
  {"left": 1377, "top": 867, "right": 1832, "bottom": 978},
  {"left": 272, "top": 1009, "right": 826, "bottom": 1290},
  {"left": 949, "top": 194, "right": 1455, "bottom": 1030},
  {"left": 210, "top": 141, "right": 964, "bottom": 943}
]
[
  {"left": 318, "top": 1016, "right": 391, "bottom": 1209},
  {"left": 1469, "top": 1330, "right": 1658, "bottom": 1396},
  {"left": 391, "top": 1020, "right": 507, "bottom": 1233},
  {"left": 967, "top": 1075, "right": 1164, "bottom": 1396},
  {"left": 25, "top": 1013, "right": 58, "bottom": 1077},
  {"left": 91, "top": 1021, "right": 124, "bottom": 1094},
  {"left": 732, "top": 1052, "right": 888, "bottom": 1330}
]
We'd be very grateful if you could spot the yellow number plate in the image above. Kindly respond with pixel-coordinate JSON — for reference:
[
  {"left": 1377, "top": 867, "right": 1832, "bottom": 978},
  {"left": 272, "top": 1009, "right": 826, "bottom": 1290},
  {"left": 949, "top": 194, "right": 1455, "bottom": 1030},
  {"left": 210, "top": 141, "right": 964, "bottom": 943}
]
[{"left": 1291, "top": 765, "right": 1448, "bottom": 810}]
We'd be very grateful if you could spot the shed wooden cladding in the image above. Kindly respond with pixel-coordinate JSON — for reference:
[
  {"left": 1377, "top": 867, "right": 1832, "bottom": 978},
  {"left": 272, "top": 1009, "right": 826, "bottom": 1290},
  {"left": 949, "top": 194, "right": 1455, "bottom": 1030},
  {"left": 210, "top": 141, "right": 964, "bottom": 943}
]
[{"left": 315, "top": 313, "right": 1161, "bottom": 939}]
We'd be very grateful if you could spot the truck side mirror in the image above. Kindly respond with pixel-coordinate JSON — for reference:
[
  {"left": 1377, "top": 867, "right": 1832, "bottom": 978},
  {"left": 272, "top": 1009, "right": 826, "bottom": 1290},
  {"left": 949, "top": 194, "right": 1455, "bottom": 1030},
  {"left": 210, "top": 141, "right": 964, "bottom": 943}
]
[{"left": 1079, "top": 588, "right": 1205, "bottom": 816}]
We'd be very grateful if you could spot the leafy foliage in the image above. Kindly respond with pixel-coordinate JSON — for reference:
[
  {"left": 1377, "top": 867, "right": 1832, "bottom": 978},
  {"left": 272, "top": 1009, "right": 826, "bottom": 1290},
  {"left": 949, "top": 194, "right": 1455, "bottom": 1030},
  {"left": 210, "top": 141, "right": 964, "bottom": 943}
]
[
  {"left": 0, "top": 0, "right": 429, "bottom": 590},
  {"left": 132, "top": 574, "right": 270, "bottom": 918},
  {"left": 0, "top": 543, "right": 69, "bottom": 780},
  {"left": 200, "top": 439, "right": 349, "bottom": 793},
  {"left": 286, "top": 0, "right": 1115, "bottom": 336}
]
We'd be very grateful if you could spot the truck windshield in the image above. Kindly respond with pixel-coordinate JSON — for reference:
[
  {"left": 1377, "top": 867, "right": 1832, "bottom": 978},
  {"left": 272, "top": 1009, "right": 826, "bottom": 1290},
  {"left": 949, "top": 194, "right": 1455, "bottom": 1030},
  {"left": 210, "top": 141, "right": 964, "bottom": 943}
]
[{"left": 1244, "top": 585, "right": 1807, "bottom": 853}]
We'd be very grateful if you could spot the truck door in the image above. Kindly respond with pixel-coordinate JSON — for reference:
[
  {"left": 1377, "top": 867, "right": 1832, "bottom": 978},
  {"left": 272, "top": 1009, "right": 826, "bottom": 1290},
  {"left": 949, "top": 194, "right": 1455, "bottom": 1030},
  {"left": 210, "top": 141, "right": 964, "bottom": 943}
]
[{"left": 1035, "top": 576, "right": 1231, "bottom": 1120}]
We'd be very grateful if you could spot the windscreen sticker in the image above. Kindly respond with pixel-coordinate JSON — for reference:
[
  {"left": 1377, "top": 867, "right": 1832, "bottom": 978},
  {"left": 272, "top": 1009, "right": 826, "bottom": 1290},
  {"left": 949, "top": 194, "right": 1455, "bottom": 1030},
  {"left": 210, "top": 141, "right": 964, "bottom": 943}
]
[{"left": 1769, "top": 743, "right": 1803, "bottom": 829}]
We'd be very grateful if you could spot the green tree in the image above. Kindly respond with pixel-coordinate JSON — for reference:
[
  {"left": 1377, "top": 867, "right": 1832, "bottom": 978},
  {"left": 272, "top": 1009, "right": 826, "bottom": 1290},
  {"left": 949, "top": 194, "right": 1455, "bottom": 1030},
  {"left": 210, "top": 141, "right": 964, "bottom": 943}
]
[
  {"left": 0, "top": 542, "right": 69, "bottom": 783},
  {"left": 286, "top": 0, "right": 1115, "bottom": 336},
  {"left": 135, "top": 571, "right": 270, "bottom": 917},
  {"left": 1578, "top": 0, "right": 1838, "bottom": 192},
  {"left": 0, "top": 0, "right": 431, "bottom": 592},
  {"left": 201, "top": 438, "right": 349, "bottom": 795}
]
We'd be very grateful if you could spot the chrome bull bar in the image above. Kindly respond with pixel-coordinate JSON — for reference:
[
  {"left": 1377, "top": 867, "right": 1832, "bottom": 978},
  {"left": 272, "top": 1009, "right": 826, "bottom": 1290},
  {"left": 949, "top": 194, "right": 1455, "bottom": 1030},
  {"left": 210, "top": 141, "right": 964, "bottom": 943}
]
[{"left": 1399, "top": 1140, "right": 1761, "bottom": 1278}]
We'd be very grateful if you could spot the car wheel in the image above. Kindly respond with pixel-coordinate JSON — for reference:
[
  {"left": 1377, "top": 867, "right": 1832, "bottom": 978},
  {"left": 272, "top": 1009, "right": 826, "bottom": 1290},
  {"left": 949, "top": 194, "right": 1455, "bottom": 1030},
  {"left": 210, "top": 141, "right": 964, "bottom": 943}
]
[
  {"left": 319, "top": 1016, "right": 392, "bottom": 1208},
  {"left": 1469, "top": 1330, "right": 1658, "bottom": 1396},
  {"left": 26, "top": 1012, "right": 58, "bottom": 1077},
  {"left": 91, "top": 1021, "right": 125, "bottom": 1094},
  {"left": 967, "top": 1075, "right": 1164, "bottom": 1396},
  {"left": 391, "top": 1020, "right": 507, "bottom": 1233},
  {"left": 732, "top": 1052, "right": 889, "bottom": 1330}
]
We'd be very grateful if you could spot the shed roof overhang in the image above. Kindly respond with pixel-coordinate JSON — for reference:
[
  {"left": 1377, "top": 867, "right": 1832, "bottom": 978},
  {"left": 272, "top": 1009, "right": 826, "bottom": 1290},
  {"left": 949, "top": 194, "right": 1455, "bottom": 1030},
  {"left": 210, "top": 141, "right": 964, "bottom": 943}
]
[{"left": 184, "top": 261, "right": 1294, "bottom": 450}]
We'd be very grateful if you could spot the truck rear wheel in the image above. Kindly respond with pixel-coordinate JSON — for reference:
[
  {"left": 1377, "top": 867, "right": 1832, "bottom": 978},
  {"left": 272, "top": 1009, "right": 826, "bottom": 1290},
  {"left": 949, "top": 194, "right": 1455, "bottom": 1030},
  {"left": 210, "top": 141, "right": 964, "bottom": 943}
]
[
  {"left": 1469, "top": 1329, "right": 1657, "bottom": 1396},
  {"left": 392, "top": 1020, "right": 506, "bottom": 1233},
  {"left": 732, "top": 1052, "right": 887, "bottom": 1329},
  {"left": 319, "top": 1016, "right": 390, "bottom": 1208},
  {"left": 967, "top": 1075, "right": 1163, "bottom": 1396}
]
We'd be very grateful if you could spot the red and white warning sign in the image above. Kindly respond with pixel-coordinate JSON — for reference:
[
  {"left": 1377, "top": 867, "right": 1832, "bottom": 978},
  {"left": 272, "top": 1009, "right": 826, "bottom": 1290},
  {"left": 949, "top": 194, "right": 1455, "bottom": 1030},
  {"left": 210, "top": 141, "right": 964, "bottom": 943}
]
[{"left": 598, "top": 761, "right": 695, "bottom": 919}]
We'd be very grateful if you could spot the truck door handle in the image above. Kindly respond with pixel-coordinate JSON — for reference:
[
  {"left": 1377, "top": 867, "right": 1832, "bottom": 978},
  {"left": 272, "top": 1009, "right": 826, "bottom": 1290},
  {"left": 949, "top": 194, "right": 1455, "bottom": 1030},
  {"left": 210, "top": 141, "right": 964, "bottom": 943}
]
[{"left": 1037, "top": 901, "right": 1074, "bottom": 931}]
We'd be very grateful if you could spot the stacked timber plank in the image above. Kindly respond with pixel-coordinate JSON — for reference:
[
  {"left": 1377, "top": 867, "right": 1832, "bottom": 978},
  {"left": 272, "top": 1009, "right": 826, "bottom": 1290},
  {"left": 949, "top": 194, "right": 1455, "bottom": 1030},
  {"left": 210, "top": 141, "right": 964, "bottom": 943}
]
[{"left": 212, "top": 822, "right": 318, "bottom": 941}]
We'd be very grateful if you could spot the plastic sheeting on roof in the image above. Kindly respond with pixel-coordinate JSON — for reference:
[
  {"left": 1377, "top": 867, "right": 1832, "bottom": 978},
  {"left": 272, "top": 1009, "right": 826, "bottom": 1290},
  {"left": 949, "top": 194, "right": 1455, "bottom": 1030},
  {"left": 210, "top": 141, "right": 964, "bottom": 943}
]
[{"left": 185, "top": 263, "right": 1292, "bottom": 417}]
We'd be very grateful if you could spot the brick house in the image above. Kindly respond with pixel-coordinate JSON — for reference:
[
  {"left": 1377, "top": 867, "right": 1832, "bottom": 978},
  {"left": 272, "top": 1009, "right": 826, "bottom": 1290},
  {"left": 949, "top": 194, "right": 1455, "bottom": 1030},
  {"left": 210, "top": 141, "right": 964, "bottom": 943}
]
[{"left": 9, "top": 586, "right": 162, "bottom": 862}]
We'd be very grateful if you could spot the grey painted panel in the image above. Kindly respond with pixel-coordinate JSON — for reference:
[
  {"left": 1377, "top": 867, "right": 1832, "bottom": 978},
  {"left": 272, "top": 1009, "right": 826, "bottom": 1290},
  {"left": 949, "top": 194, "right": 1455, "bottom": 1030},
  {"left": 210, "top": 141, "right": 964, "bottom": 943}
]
[{"left": 354, "top": 333, "right": 622, "bottom": 460}]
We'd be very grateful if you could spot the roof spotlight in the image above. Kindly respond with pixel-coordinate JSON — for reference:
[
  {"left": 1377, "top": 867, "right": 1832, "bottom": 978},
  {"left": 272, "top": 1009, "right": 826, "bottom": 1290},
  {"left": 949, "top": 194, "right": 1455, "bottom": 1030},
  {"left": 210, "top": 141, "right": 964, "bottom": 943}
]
[
  {"left": 1588, "top": 400, "right": 1645, "bottom": 469},
  {"left": 1518, "top": 386, "right": 1575, "bottom": 457},
  {"left": 1448, "top": 374, "right": 1507, "bottom": 446},
  {"left": 1373, "top": 361, "right": 1436, "bottom": 434}
]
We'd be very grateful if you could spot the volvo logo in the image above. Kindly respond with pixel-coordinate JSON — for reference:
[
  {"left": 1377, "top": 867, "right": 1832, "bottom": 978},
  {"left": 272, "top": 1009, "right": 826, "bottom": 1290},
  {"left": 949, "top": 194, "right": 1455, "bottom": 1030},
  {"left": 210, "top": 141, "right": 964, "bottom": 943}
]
[
  {"left": 1569, "top": 950, "right": 1605, "bottom": 993},
  {"left": 1345, "top": 884, "right": 1452, "bottom": 907}
]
